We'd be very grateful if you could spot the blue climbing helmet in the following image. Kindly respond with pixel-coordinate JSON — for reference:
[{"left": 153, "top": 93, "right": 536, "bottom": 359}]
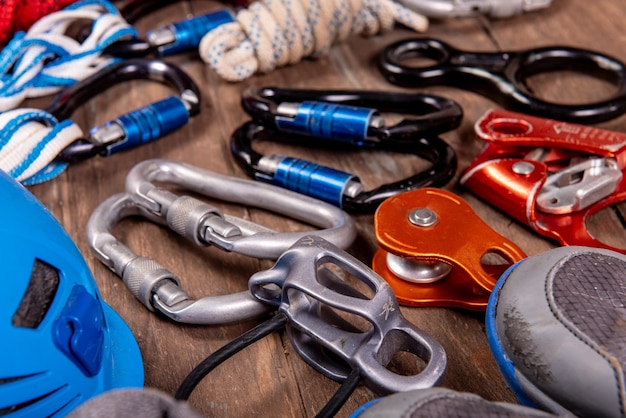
[{"left": 0, "top": 170, "right": 143, "bottom": 417}]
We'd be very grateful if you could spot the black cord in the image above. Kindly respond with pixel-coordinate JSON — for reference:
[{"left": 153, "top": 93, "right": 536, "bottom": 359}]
[
  {"left": 174, "top": 313, "right": 289, "bottom": 400},
  {"left": 315, "top": 367, "right": 362, "bottom": 418},
  {"left": 176, "top": 312, "right": 361, "bottom": 416}
]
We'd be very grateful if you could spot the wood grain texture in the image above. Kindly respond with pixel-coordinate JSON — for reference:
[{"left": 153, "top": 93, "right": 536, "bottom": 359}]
[{"left": 24, "top": 0, "right": 626, "bottom": 416}]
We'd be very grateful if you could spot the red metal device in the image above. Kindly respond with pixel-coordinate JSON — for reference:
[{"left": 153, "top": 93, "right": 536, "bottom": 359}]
[
  {"left": 372, "top": 188, "right": 526, "bottom": 311},
  {"left": 460, "top": 109, "right": 626, "bottom": 254}
]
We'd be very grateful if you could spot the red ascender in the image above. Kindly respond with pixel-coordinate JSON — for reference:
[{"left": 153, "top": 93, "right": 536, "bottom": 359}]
[
  {"left": 372, "top": 188, "right": 526, "bottom": 311},
  {"left": 460, "top": 109, "right": 626, "bottom": 253}
]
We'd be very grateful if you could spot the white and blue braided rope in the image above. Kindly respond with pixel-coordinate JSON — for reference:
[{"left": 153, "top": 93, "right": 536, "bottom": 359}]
[
  {"left": 0, "top": 0, "right": 135, "bottom": 184},
  {"left": 0, "top": 0, "right": 426, "bottom": 184},
  {"left": 199, "top": 0, "right": 428, "bottom": 81},
  {"left": 0, "top": 0, "right": 137, "bottom": 112},
  {"left": 0, "top": 109, "right": 83, "bottom": 184}
]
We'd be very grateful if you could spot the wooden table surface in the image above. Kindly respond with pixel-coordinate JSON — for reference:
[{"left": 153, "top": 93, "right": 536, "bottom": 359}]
[{"left": 27, "top": 0, "right": 626, "bottom": 416}]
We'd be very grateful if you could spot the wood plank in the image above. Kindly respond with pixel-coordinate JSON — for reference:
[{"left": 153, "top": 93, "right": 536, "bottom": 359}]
[{"left": 21, "top": 0, "right": 626, "bottom": 416}]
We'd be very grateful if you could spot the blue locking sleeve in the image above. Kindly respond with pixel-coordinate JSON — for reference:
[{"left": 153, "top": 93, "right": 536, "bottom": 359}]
[
  {"left": 275, "top": 101, "right": 376, "bottom": 142},
  {"left": 100, "top": 95, "right": 189, "bottom": 156},
  {"left": 268, "top": 157, "right": 358, "bottom": 207},
  {"left": 151, "top": 10, "right": 235, "bottom": 56}
]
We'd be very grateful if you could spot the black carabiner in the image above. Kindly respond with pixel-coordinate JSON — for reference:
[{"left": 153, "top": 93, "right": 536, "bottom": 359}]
[
  {"left": 241, "top": 86, "right": 462, "bottom": 142},
  {"left": 103, "top": 0, "right": 235, "bottom": 58},
  {"left": 378, "top": 38, "right": 626, "bottom": 124},
  {"left": 47, "top": 58, "right": 201, "bottom": 162},
  {"left": 230, "top": 87, "right": 460, "bottom": 213}
]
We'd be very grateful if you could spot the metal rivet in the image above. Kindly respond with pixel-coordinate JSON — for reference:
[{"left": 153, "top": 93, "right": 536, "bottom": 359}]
[
  {"left": 386, "top": 253, "right": 451, "bottom": 283},
  {"left": 512, "top": 161, "right": 535, "bottom": 175},
  {"left": 408, "top": 208, "right": 438, "bottom": 227}
]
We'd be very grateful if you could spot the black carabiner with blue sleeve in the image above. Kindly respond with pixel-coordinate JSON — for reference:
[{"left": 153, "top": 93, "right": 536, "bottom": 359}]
[
  {"left": 230, "top": 87, "right": 460, "bottom": 213},
  {"left": 103, "top": 0, "right": 235, "bottom": 58},
  {"left": 48, "top": 58, "right": 201, "bottom": 162}
]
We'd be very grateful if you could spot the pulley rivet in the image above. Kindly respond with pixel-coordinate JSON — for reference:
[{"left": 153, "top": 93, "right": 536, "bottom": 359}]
[
  {"left": 408, "top": 208, "right": 438, "bottom": 227},
  {"left": 512, "top": 161, "right": 535, "bottom": 175}
]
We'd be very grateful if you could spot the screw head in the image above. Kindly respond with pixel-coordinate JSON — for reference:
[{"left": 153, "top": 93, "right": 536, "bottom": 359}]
[
  {"left": 408, "top": 208, "right": 438, "bottom": 227},
  {"left": 512, "top": 161, "right": 535, "bottom": 175}
]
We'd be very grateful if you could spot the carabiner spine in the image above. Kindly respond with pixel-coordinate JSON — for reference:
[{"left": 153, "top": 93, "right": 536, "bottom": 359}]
[{"left": 152, "top": 290, "right": 273, "bottom": 325}]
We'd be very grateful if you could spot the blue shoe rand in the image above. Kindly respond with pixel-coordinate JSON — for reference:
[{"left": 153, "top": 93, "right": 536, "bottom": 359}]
[
  {"left": 350, "top": 387, "right": 558, "bottom": 417},
  {"left": 486, "top": 246, "right": 626, "bottom": 418}
]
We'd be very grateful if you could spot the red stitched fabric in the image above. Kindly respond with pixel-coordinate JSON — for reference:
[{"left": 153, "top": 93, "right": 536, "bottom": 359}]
[
  {"left": 0, "top": 0, "right": 254, "bottom": 46},
  {"left": 0, "top": 0, "right": 78, "bottom": 45}
]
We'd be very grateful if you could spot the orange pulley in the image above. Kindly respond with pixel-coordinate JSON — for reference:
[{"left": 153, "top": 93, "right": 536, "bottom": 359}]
[{"left": 372, "top": 188, "right": 527, "bottom": 311}]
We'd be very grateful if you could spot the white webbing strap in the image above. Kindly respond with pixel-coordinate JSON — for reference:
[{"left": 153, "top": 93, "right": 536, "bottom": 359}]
[
  {"left": 0, "top": 109, "right": 83, "bottom": 184},
  {"left": 198, "top": 0, "right": 428, "bottom": 82},
  {"left": 0, "top": 0, "right": 137, "bottom": 112}
]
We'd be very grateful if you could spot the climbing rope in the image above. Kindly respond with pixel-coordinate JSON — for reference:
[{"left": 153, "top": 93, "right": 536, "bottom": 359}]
[
  {"left": 0, "top": 109, "right": 83, "bottom": 184},
  {"left": 199, "top": 0, "right": 428, "bottom": 81},
  {"left": 0, "top": 0, "right": 426, "bottom": 184},
  {"left": 0, "top": 0, "right": 136, "bottom": 112},
  {"left": 0, "top": 0, "right": 136, "bottom": 184}
]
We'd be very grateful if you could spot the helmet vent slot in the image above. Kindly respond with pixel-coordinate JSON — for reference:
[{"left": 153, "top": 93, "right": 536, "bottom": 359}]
[
  {"left": 0, "top": 382, "right": 65, "bottom": 415},
  {"left": 0, "top": 373, "right": 36, "bottom": 385},
  {"left": 13, "top": 259, "right": 60, "bottom": 328}
]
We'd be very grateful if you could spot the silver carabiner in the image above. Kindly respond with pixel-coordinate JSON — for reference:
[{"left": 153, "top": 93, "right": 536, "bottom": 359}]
[
  {"left": 249, "top": 236, "right": 447, "bottom": 394},
  {"left": 125, "top": 159, "right": 355, "bottom": 258},
  {"left": 397, "top": 0, "right": 551, "bottom": 19},
  {"left": 87, "top": 160, "right": 356, "bottom": 325},
  {"left": 87, "top": 193, "right": 269, "bottom": 324}
]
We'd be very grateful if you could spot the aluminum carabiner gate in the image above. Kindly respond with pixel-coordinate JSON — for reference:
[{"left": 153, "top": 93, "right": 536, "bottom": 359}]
[
  {"left": 47, "top": 58, "right": 200, "bottom": 162},
  {"left": 87, "top": 159, "right": 356, "bottom": 324},
  {"left": 230, "top": 86, "right": 460, "bottom": 213}
]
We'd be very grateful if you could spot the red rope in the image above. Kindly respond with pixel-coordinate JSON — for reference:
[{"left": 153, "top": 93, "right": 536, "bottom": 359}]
[
  {"left": 0, "top": 0, "right": 255, "bottom": 46},
  {"left": 0, "top": 0, "right": 78, "bottom": 45}
]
